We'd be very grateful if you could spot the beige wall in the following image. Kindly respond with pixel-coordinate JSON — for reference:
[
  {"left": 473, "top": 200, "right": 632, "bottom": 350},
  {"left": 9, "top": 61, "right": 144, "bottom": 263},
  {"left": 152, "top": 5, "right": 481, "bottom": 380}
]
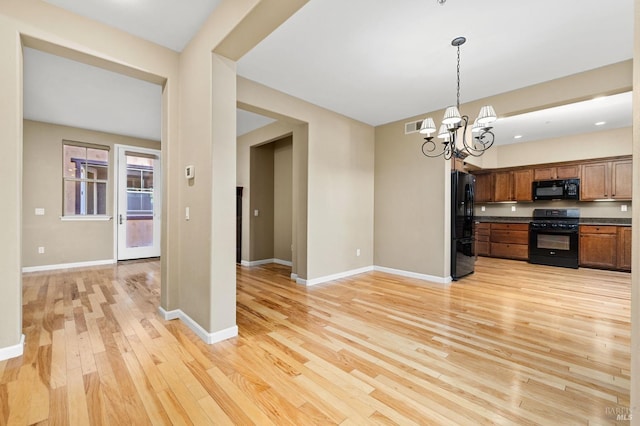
[
  {"left": 243, "top": 135, "right": 293, "bottom": 263},
  {"left": 493, "top": 127, "right": 632, "bottom": 168},
  {"left": 249, "top": 143, "right": 275, "bottom": 260},
  {"left": 274, "top": 137, "right": 293, "bottom": 262},
  {"left": 22, "top": 120, "right": 160, "bottom": 267},
  {"left": 238, "top": 78, "right": 375, "bottom": 281}
]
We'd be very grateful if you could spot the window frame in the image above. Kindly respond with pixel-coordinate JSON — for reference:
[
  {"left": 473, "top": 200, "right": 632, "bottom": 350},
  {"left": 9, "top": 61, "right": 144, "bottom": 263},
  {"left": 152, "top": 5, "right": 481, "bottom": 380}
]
[{"left": 62, "top": 141, "right": 111, "bottom": 220}]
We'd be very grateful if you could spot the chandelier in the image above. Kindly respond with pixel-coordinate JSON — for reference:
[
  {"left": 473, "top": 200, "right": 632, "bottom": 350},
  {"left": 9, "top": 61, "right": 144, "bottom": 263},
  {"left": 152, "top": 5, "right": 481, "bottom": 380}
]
[{"left": 419, "top": 36, "right": 497, "bottom": 160}]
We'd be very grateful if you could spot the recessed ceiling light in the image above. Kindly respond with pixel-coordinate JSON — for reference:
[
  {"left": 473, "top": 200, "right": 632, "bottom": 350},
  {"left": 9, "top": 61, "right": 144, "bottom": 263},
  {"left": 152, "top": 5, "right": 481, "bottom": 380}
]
[
  {"left": 514, "top": 135, "right": 523, "bottom": 139},
  {"left": 595, "top": 121, "right": 606, "bottom": 126}
]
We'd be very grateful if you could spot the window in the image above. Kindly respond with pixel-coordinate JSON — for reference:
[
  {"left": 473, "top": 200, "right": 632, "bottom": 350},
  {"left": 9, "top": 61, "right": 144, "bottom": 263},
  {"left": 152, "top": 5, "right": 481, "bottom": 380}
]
[
  {"left": 63, "top": 142, "right": 109, "bottom": 216},
  {"left": 126, "top": 160, "right": 154, "bottom": 219}
]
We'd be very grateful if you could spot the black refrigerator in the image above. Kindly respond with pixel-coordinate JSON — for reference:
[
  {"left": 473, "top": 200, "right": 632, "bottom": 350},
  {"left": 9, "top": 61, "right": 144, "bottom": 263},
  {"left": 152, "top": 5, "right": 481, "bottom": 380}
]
[{"left": 451, "top": 171, "right": 475, "bottom": 280}]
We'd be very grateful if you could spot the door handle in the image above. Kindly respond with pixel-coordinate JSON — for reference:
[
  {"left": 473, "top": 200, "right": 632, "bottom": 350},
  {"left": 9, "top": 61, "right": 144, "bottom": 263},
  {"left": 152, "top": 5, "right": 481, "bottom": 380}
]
[{"left": 119, "top": 214, "right": 123, "bottom": 225}]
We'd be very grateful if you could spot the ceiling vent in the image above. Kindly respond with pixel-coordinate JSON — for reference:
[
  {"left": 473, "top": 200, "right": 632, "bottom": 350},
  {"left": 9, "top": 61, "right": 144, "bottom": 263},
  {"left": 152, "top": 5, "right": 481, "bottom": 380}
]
[{"left": 404, "top": 119, "right": 424, "bottom": 134}]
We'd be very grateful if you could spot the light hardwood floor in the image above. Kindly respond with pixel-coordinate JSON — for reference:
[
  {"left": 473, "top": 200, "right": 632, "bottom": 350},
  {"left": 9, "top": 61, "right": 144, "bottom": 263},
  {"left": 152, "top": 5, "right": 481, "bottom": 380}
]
[{"left": 1, "top": 257, "right": 631, "bottom": 425}]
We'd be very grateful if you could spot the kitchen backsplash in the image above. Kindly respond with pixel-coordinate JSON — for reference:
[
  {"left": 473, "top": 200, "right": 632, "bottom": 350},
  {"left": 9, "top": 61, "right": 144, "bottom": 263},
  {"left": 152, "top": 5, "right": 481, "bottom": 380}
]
[{"left": 475, "top": 200, "right": 632, "bottom": 219}]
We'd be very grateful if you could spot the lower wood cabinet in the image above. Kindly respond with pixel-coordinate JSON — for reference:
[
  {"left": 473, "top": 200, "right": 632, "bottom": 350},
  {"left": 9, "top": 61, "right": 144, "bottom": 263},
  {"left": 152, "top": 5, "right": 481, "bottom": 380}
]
[
  {"left": 488, "top": 223, "right": 529, "bottom": 260},
  {"left": 616, "top": 226, "right": 632, "bottom": 271},
  {"left": 579, "top": 225, "right": 631, "bottom": 271},
  {"left": 477, "top": 222, "right": 631, "bottom": 272},
  {"left": 475, "top": 222, "right": 490, "bottom": 257}
]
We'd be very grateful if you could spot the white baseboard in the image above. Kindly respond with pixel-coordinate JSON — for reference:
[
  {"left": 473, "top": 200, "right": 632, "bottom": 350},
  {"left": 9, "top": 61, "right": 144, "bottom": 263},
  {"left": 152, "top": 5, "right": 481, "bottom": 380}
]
[
  {"left": 0, "top": 334, "right": 25, "bottom": 361},
  {"left": 297, "top": 265, "right": 375, "bottom": 286},
  {"left": 374, "top": 265, "right": 452, "bottom": 285},
  {"left": 290, "top": 273, "right": 298, "bottom": 281},
  {"left": 22, "top": 259, "right": 116, "bottom": 273},
  {"left": 158, "top": 307, "right": 238, "bottom": 344},
  {"left": 241, "top": 258, "right": 292, "bottom": 267}
]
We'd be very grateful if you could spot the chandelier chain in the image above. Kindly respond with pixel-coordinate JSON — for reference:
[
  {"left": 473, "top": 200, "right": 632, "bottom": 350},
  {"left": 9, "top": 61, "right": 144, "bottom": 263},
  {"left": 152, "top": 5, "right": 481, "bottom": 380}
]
[{"left": 456, "top": 44, "right": 461, "bottom": 109}]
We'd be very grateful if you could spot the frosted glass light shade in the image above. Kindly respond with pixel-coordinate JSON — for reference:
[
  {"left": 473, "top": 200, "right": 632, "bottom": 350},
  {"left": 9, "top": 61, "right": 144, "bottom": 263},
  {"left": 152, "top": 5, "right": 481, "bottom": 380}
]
[
  {"left": 477, "top": 105, "right": 497, "bottom": 124},
  {"left": 442, "top": 106, "right": 462, "bottom": 125},
  {"left": 437, "top": 124, "right": 450, "bottom": 140},
  {"left": 419, "top": 117, "right": 436, "bottom": 135},
  {"left": 471, "top": 118, "right": 483, "bottom": 133}
]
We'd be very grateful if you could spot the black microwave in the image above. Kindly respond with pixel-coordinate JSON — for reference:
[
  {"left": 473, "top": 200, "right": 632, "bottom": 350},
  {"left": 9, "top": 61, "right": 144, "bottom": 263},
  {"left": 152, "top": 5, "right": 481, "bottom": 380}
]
[{"left": 532, "top": 179, "right": 580, "bottom": 201}]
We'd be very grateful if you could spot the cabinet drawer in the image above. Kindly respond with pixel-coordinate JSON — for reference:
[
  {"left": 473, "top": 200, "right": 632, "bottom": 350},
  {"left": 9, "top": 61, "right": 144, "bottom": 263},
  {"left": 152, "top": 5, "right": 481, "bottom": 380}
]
[
  {"left": 491, "top": 223, "right": 529, "bottom": 231},
  {"left": 490, "top": 243, "right": 528, "bottom": 260},
  {"left": 491, "top": 230, "right": 528, "bottom": 244},
  {"left": 476, "top": 241, "right": 490, "bottom": 256},
  {"left": 580, "top": 225, "right": 617, "bottom": 234}
]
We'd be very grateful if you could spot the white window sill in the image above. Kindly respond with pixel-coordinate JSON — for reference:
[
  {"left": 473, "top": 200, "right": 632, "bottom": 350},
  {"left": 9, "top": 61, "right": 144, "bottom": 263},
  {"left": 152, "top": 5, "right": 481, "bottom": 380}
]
[{"left": 60, "top": 215, "right": 112, "bottom": 222}]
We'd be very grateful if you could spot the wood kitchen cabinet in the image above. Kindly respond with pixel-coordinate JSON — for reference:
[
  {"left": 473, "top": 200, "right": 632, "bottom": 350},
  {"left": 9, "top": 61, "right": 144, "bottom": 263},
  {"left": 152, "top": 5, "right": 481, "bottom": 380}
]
[
  {"left": 492, "top": 169, "right": 533, "bottom": 202},
  {"left": 493, "top": 171, "right": 513, "bottom": 202},
  {"left": 533, "top": 164, "right": 580, "bottom": 181},
  {"left": 490, "top": 223, "right": 529, "bottom": 260},
  {"left": 617, "top": 226, "right": 632, "bottom": 271},
  {"left": 474, "top": 173, "right": 493, "bottom": 203},
  {"left": 579, "top": 225, "right": 618, "bottom": 269},
  {"left": 581, "top": 159, "right": 632, "bottom": 201},
  {"left": 513, "top": 169, "right": 533, "bottom": 201},
  {"left": 475, "top": 222, "right": 490, "bottom": 256}
]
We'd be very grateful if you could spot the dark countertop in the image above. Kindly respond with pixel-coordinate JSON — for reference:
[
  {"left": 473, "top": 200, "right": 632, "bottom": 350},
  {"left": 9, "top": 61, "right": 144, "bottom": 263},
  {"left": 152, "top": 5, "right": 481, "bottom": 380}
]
[{"left": 476, "top": 216, "right": 632, "bottom": 226}]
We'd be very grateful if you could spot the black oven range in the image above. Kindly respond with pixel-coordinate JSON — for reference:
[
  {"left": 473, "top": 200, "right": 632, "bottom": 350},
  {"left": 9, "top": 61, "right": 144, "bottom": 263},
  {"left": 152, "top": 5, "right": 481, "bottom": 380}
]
[{"left": 529, "top": 208, "right": 579, "bottom": 269}]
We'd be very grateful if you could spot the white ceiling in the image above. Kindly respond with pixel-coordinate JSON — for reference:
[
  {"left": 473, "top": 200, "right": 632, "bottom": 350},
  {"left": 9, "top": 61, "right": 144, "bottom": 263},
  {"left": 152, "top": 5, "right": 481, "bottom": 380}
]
[
  {"left": 25, "top": 0, "right": 634, "bottom": 144},
  {"left": 43, "top": 0, "right": 222, "bottom": 52},
  {"left": 23, "top": 47, "right": 162, "bottom": 141}
]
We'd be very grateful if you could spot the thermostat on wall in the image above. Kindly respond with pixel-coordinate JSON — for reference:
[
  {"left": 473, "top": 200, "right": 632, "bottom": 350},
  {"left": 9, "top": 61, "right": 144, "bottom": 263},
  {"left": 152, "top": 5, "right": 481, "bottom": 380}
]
[{"left": 185, "top": 165, "right": 195, "bottom": 180}]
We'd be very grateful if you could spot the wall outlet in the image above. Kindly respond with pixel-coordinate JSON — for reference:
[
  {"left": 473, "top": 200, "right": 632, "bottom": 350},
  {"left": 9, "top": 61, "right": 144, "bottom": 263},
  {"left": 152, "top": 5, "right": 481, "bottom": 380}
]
[
  {"left": 38, "top": 246, "right": 45, "bottom": 254},
  {"left": 621, "top": 204, "right": 628, "bottom": 212},
  {"left": 481, "top": 206, "right": 485, "bottom": 212},
  {"left": 356, "top": 248, "right": 361, "bottom": 256},
  {"left": 254, "top": 209, "right": 259, "bottom": 217},
  {"left": 35, "top": 208, "right": 45, "bottom": 216},
  {"left": 511, "top": 205, "right": 516, "bottom": 212}
]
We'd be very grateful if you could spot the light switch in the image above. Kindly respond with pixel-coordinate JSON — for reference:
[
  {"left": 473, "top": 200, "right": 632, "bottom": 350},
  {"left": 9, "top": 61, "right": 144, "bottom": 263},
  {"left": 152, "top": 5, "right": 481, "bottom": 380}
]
[
  {"left": 35, "top": 208, "right": 45, "bottom": 216},
  {"left": 185, "top": 206, "right": 190, "bottom": 221}
]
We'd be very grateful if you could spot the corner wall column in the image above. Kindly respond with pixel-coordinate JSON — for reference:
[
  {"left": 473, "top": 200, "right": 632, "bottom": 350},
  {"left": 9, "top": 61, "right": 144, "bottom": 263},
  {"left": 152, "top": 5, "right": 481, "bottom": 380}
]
[
  {"left": 0, "top": 21, "right": 24, "bottom": 359},
  {"left": 209, "top": 53, "right": 238, "bottom": 336}
]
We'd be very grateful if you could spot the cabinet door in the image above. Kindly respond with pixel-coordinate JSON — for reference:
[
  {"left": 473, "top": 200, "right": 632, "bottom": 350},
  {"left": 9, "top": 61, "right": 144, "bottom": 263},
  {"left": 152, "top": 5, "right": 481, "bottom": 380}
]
[
  {"left": 556, "top": 164, "right": 580, "bottom": 179},
  {"left": 513, "top": 169, "right": 533, "bottom": 201},
  {"left": 493, "top": 171, "right": 513, "bottom": 202},
  {"left": 474, "top": 173, "right": 493, "bottom": 203},
  {"left": 617, "top": 227, "right": 632, "bottom": 271},
  {"left": 611, "top": 160, "right": 632, "bottom": 200},
  {"left": 579, "top": 227, "right": 617, "bottom": 269},
  {"left": 533, "top": 167, "right": 556, "bottom": 181},
  {"left": 581, "top": 162, "right": 609, "bottom": 200}
]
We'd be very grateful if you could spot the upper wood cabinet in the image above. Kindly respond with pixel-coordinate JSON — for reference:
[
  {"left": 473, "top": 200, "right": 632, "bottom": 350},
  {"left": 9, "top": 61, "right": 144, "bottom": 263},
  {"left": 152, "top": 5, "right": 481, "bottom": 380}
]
[
  {"left": 513, "top": 169, "right": 533, "bottom": 201},
  {"left": 533, "top": 164, "right": 580, "bottom": 181},
  {"left": 493, "top": 171, "right": 513, "bottom": 202},
  {"left": 581, "top": 159, "right": 632, "bottom": 200},
  {"left": 474, "top": 173, "right": 494, "bottom": 203},
  {"left": 489, "top": 169, "right": 533, "bottom": 202}
]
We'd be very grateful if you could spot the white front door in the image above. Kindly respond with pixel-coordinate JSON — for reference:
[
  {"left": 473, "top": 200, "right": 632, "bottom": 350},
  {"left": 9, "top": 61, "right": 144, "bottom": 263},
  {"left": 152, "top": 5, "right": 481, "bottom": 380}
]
[{"left": 116, "top": 146, "right": 161, "bottom": 260}]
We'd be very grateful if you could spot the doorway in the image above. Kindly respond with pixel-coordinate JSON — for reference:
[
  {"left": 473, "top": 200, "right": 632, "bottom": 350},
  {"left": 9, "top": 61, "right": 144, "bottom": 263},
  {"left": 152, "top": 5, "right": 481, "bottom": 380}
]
[{"left": 115, "top": 146, "right": 162, "bottom": 260}]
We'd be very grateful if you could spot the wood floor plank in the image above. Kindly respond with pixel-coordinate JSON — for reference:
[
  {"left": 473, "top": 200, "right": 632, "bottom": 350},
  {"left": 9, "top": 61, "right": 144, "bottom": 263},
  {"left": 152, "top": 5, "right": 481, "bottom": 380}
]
[{"left": 8, "top": 257, "right": 631, "bottom": 425}]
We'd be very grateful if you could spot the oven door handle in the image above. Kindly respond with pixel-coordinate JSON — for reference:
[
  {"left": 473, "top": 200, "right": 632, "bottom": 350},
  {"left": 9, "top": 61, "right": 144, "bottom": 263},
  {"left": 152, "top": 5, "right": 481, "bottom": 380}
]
[{"left": 531, "top": 230, "right": 578, "bottom": 234}]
